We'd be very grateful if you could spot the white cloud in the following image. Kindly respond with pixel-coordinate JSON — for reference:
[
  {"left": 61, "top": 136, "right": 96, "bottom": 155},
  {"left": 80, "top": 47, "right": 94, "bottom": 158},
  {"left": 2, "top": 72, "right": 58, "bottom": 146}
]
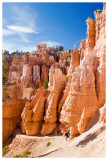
[
  {"left": 2, "top": 41, "right": 36, "bottom": 53},
  {"left": 2, "top": 42, "right": 19, "bottom": 53},
  {"left": 12, "top": 5, "right": 37, "bottom": 28},
  {"left": 2, "top": 28, "right": 15, "bottom": 36},
  {"left": 2, "top": 4, "right": 40, "bottom": 44},
  {"left": 7, "top": 25, "right": 39, "bottom": 34},
  {"left": 41, "top": 41, "right": 62, "bottom": 47},
  {"left": 20, "top": 46, "right": 36, "bottom": 52},
  {"left": 18, "top": 33, "right": 30, "bottom": 43}
]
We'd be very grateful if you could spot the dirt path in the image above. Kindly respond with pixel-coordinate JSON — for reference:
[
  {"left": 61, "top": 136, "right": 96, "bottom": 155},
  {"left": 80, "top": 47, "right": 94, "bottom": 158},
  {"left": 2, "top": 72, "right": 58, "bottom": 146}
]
[{"left": 4, "top": 122, "right": 106, "bottom": 158}]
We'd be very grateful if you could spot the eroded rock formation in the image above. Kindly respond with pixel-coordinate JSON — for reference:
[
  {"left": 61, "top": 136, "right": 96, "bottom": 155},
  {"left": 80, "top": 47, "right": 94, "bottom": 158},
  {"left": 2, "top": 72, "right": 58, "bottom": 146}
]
[
  {"left": 21, "top": 87, "right": 47, "bottom": 135},
  {"left": 21, "top": 67, "right": 67, "bottom": 136},
  {"left": 3, "top": 85, "right": 25, "bottom": 142},
  {"left": 41, "top": 67, "right": 67, "bottom": 135},
  {"left": 58, "top": 44, "right": 80, "bottom": 116},
  {"left": 59, "top": 3, "right": 106, "bottom": 137},
  {"left": 59, "top": 63, "right": 98, "bottom": 136},
  {"left": 3, "top": 3, "right": 106, "bottom": 141}
]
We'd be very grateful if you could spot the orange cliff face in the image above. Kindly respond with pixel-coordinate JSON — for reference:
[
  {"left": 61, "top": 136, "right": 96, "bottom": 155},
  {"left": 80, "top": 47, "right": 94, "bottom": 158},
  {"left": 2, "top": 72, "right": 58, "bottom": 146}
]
[
  {"left": 21, "top": 66, "right": 67, "bottom": 136},
  {"left": 2, "top": 85, "right": 26, "bottom": 142},
  {"left": 59, "top": 3, "right": 106, "bottom": 137},
  {"left": 20, "top": 3, "right": 106, "bottom": 137},
  {"left": 3, "top": 3, "right": 106, "bottom": 142}
]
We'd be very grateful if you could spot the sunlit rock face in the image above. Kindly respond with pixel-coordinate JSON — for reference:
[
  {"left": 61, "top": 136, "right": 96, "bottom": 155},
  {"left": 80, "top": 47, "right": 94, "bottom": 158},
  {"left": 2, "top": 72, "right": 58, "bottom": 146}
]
[
  {"left": 19, "top": 3, "right": 106, "bottom": 138},
  {"left": 85, "top": 17, "right": 95, "bottom": 54},
  {"left": 21, "top": 64, "right": 33, "bottom": 87},
  {"left": 41, "top": 67, "right": 67, "bottom": 135},
  {"left": 94, "top": 3, "right": 106, "bottom": 108},
  {"left": 33, "top": 65, "right": 40, "bottom": 88},
  {"left": 3, "top": 85, "right": 25, "bottom": 142},
  {"left": 99, "top": 103, "right": 106, "bottom": 124},
  {"left": 21, "top": 66, "right": 67, "bottom": 136},
  {"left": 9, "top": 55, "right": 23, "bottom": 84},
  {"left": 21, "top": 87, "right": 47, "bottom": 135},
  {"left": 59, "top": 3, "right": 106, "bottom": 137},
  {"left": 40, "top": 65, "right": 49, "bottom": 84},
  {"left": 59, "top": 62, "right": 98, "bottom": 136},
  {"left": 79, "top": 40, "right": 86, "bottom": 61},
  {"left": 8, "top": 44, "right": 70, "bottom": 90},
  {"left": 58, "top": 44, "right": 80, "bottom": 117}
]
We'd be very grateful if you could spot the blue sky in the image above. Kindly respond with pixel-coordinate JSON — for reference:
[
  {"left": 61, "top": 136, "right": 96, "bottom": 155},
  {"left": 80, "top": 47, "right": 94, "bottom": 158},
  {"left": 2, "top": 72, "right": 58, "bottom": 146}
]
[{"left": 2, "top": 2, "right": 103, "bottom": 53}]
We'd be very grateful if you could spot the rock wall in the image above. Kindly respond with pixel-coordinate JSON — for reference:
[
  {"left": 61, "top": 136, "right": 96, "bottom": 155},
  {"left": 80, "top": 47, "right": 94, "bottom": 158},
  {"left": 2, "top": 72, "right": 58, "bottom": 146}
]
[
  {"left": 94, "top": 3, "right": 106, "bottom": 108},
  {"left": 58, "top": 44, "right": 80, "bottom": 117},
  {"left": 21, "top": 64, "right": 33, "bottom": 87},
  {"left": 21, "top": 67, "right": 67, "bottom": 136},
  {"left": 21, "top": 87, "right": 47, "bottom": 135},
  {"left": 79, "top": 40, "right": 86, "bottom": 60},
  {"left": 59, "top": 3, "right": 106, "bottom": 137},
  {"left": 41, "top": 67, "right": 67, "bottom": 135},
  {"left": 3, "top": 85, "right": 25, "bottom": 142},
  {"left": 5, "top": 3, "right": 106, "bottom": 140},
  {"left": 59, "top": 62, "right": 98, "bottom": 136}
]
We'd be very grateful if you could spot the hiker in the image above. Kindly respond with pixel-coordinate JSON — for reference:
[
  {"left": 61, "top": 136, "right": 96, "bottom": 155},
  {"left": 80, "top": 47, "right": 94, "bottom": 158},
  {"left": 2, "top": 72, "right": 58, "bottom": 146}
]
[
  {"left": 64, "top": 130, "right": 70, "bottom": 141},
  {"left": 57, "top": 130, "right": 59, "bottom": 136}
]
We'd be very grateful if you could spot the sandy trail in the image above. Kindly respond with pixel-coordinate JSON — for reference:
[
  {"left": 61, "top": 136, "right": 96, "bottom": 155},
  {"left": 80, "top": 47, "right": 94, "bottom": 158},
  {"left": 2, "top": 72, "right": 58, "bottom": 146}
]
[{"left": 3, "top": 120, "right": 106, "bottom": 158}]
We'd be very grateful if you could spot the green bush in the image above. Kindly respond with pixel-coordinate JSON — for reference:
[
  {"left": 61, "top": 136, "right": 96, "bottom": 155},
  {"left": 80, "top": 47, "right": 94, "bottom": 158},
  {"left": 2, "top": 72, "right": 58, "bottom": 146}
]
[
  {"left": 3, "top": 64, "right": 8, "bottom": 70},
  {"left": 43, "top": 79, "right": 48, "bottom": 89},
  {"left": 3, "top": 85, "right": 10, "bottom": 101},
  {"left": 2, "top": 98, "right": 5, "bottom": 102},
  {"left": 13, "top": 151, "right": 31, "bottom": 158},
  {"left": 23, "top": 151, "right": 31, "bottom": 158},
  {"left": 3, "top": 86, "right": 7, "bottom": 91},
  {"left": 2, "top": 146, "right": 8, "bottom": 156},
  {"left": 4, "top": 92, "right": 10, "bottom": 99},
  {"left": 2, "top": 57, "right": 8, "bottom": 85},
  {"left": 47, "top": 142, "right": 51, "bottom": 147},
  {"left": 3, "top": 73, "right": 8, "bottom": 85},
  {"left": 13, "top": 155, "right": 23, "bottom": 158}
]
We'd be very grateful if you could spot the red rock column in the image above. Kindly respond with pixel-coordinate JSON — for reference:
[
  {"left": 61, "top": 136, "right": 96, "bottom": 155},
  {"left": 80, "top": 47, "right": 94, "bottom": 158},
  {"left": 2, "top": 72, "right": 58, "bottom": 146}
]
[
  {"left": 79, "top": 40, "right": 86, "bottom": 60},
  {"left": 94, "top": 10, "right": 102, "bottom": 44},
  {"left": 21, "top": 64, "right": 33, "bottom": 87},
  {"left": 85, "top": 17, "right": 95, "bottom": 53},
  {"left": 33, "top": 65, "right": 40, "bottom": 88},
  {"left": 58, "top": 44, "right": 80, "bottom": 116}
]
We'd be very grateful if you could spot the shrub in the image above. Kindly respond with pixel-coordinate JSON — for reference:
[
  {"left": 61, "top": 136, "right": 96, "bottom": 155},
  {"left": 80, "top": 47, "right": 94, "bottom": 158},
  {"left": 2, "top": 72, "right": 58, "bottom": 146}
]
[
  {"left": 23, "top": 151, "right": 31, "bottom": 158},
  {"left": 4, "top": 92, "right": 10, "bottom": 99},
  {"left": 13, "top": 155, "right": 23, "bottom": 158},
  {"left": 2, "top": 146, "right": 8, "bottom": 156},
  {"left": 3, "top": 73, "right": 8, "bottom": 85},
  {"left": 13, "top": 151, "right": 31, "bottom": 158},
  {"left": 3, "top": 86, "right": 7, "bottom": 91},
  {"left": 3, "top": 85, "right": 10, "bottom": 101},
  {"left": 47, "top": 142, "right": 51, "bottom": 147},
  {"left": 2, "top": 98, "right": 5, "bottom": 102},
  {"left": 2, "top": 57, "right": 8, "bottom": 85},
  {"left": 43, "top": 79, "right": 48, "bottom": 89}
]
